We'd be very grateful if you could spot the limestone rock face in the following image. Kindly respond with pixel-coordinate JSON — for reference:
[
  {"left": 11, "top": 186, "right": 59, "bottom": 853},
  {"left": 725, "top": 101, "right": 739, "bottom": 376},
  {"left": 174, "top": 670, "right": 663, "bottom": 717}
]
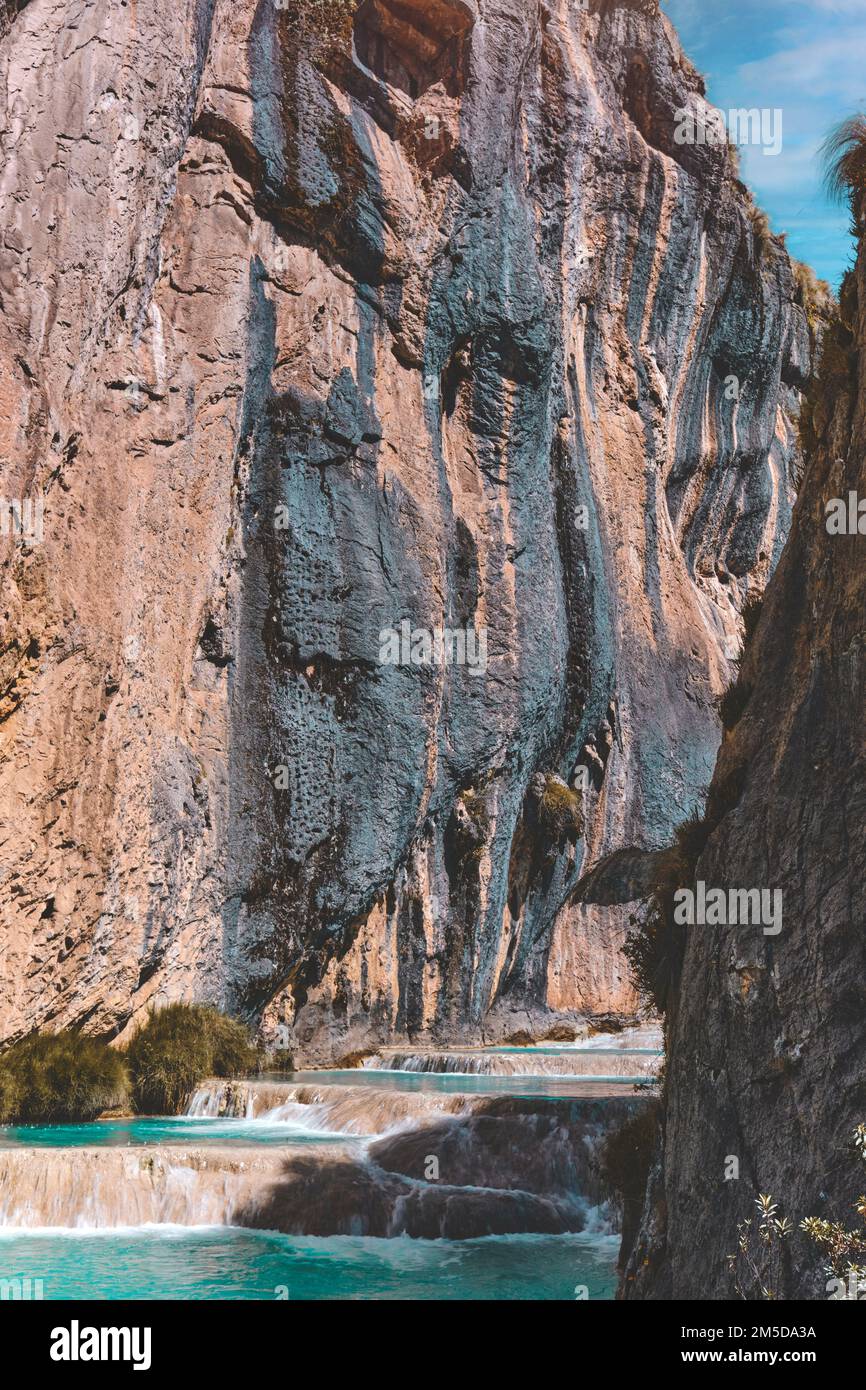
[
  {"left": 625, "top": 241, "right": 866, "bottom": 1300},
  {"left": 0, "top": 0, "right": 809, "bottom": 1059}
]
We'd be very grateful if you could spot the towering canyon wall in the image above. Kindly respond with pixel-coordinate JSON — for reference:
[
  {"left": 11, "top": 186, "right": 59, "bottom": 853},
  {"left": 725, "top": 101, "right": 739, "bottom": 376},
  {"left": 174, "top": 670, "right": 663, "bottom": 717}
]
[
  {"left": 0, "top": 0, "right": 810, "bottom": 1060},
  {"left": 625, "top": 237, "right": 865, "bottom": 1300}
]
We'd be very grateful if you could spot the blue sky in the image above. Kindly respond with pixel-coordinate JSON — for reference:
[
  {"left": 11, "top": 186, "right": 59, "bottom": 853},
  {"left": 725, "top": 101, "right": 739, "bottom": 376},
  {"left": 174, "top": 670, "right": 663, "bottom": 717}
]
[{"left": 662, "top": 0, "right": 866, "bottom": 287}]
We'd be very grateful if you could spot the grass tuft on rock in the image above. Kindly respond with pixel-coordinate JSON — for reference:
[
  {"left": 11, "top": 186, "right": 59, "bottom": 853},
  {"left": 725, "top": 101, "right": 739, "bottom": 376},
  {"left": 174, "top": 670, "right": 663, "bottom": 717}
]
[
  {"left": 0, "top": 1032, "right": 129, "bottom": 1124},
  {"left": 537, "top": 774, "right": 584, "bottom": 842},
  {"left": 747, "top": 202, "right": 771, "bottom": 258},
  {"left": 822, "top": 114, "right": 866, "bottom": 224},
  {"left": 126, "top": 1004, "right": 256, "bottom": 1116}
]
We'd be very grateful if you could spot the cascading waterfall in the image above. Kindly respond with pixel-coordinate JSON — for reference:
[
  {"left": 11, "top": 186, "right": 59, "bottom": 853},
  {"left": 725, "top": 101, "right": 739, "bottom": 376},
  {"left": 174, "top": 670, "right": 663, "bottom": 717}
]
[
  {"left": 361, "top": 1051, "right": 660, "bottom": 1078},
  {"left": 0, "top": 1148, "right": 284, "bottom": 1229},
  {"left": 186, "top": 1083, "right": 256, "bottom": 1120},
  {"left": 0, "top": 1068, "right": 653, "bottom": 1237},
  {"left": 184, "top": 1080, "right": 479, "bottom": 1133}
]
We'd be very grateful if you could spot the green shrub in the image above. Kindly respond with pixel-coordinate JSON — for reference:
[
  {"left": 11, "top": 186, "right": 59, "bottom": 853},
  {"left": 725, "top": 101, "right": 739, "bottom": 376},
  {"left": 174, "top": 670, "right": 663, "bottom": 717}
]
[
  {"left": 728, "top": 1193, "right": 793, "bottom": 1300},
  {"left": 0, "top": 1067, "right": 21, "bottom": 1123},
  {"left": 0, "top": 1033, "right": 129, "bottom": 1124},
  {"left": 263, "top": 1049, "right": 296, "bottom": 1073},
  {"left": 126, "top": 1004, "right": 256, "bottom": 1115},
  {"left": 673, "top": 807, "right": 715, "bottom": 867},
  {"left": 623, "top": 889, "right": 687, "bottom": 1017},
  {"left": 449, "top": 787, "right": 491, "bottom": 866}
]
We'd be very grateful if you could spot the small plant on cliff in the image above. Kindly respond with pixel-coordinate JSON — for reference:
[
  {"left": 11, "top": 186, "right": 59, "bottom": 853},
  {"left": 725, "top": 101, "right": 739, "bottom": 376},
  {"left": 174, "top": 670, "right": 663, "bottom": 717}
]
[
  {"left": 801, "top": 1125, "right": 866, "bottom": 1298},
  {"left": 0, "top": 1033, "right": 129, "bottom": 1124},
  {"left": 746, "top": 202, "right": 772, "bottom": 259},
  {"left": 726, "top": 1128, "right": 866, "bottom": 1299},
  {"left": 727, "top": 1194, "right": 793, "bottom": 1300},
  {"left": 792, "top": 260, "right": 834, "bottom": 333},
  {"left": 537, "top": 774, "right": 584, "bottom": 843},
  {"left": 275, "top": 0, "right": 358, "bottom": 48},
  {"left": 448, "top": 787, "right": 491, "bottom": 866},
  {"left": 822, "top": 115, "right": 866, "bottom": 228},
  {"left": 126, "top": 1004, "right": 256, "bottom": 1116}
]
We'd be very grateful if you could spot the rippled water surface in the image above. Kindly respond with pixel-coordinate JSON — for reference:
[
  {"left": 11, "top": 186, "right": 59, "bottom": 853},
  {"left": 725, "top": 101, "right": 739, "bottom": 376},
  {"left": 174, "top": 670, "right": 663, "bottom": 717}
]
[
  {"left": 0, "top": 1116, "right": 356, "bottom": 1148},
  {"left": 0, "top": 1227, "right": 619, "bottom": 1300}
]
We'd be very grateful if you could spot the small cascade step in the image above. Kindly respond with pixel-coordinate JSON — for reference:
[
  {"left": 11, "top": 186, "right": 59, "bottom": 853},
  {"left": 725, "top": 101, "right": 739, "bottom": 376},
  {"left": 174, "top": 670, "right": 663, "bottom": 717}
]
[{"left": 361, "top": 1048, "right": 660, "bottom": 1079}]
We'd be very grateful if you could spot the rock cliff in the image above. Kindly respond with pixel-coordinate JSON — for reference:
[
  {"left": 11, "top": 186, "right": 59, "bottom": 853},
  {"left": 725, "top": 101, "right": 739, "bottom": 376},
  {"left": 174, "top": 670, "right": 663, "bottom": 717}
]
[
  {"left": 624, "top": 222, "right": 865, "bottom": 1300},
  {"left": 0, "top": 0, "right": 810, "bottom": 1060}
]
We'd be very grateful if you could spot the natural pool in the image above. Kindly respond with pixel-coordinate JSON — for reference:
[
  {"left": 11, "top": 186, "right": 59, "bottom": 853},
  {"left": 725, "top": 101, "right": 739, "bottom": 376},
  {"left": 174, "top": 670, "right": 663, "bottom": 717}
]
[
  {"left": 0, "top": 1227, "right": 619, "bottom": 1300},
  {"left": 258, "top": 1068, "right": 656, "bottom": 1095},
  {"left": 0, "top": 1116, "right": 357, "bottom": 1148}
]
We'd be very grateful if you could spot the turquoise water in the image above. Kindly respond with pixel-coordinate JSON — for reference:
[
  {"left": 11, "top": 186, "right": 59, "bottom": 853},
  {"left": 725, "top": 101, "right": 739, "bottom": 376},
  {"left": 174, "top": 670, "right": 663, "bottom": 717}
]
[
  {"left": 0, "top": 1117, "right": 357, "bottom": 1149},
  {"left": 269, "top": 1070, "right": 657, "bottom": 1095},
  {"left": 0, "top": 1066, "right": 655, "bottom": 1148},
  {"left": 0, "top": 1227, "right": 619, "bottom": 1300}
]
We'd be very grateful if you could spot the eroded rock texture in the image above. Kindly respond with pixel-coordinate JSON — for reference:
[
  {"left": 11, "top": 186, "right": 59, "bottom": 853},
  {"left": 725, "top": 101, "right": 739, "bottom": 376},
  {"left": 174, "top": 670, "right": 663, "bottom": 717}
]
[
  {"left": 0, "top": 0, "right": 810, "bottom": 1059},
  {"left": 625, "top": 240, "right": 866, "bottom": 1299}
]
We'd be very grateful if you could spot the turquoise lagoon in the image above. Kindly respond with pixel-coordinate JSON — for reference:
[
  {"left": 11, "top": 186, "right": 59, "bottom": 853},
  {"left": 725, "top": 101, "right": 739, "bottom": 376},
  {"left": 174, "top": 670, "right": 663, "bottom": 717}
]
[{"left": 0, "top": 1227, "right": 619, "bottom": 1301}]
